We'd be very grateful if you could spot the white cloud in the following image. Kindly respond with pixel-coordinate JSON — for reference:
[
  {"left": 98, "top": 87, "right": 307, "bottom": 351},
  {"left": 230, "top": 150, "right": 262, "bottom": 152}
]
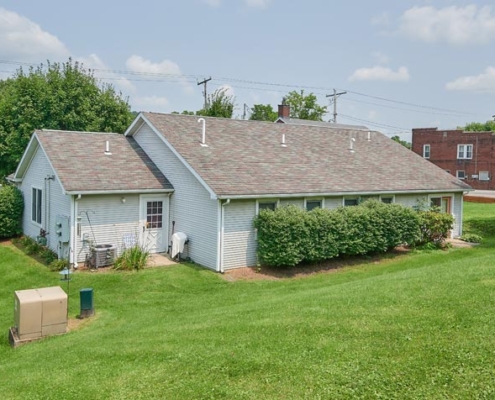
[
  {"left": 446, "top": 66, "right": 495, "bottom": 92},
  {"left": 245, "top": 0, "right": 271, "bottom": 8},
  {"left": 78, "top": 53, "right": 136, "bottom": 93},
  {"left": 125, "top": 55, "right": 192, "bottom": 94},
  {"left": 349, "top": 66, "right": 410, "bottom": 82},
  {"left": 399, "top": 5, "right": 495, "bottom": 45},
  {"left": 0, "top": 8, "right": 70, "bottom": 61},
  {"left": 132, "top": 95, "right": 170, "bottom": 112},
  {"left": 203, "top": 0, "right": 221, "bottom": 7}
]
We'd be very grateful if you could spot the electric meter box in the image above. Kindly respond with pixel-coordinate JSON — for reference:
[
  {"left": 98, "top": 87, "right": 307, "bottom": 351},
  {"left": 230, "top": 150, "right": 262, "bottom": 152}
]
[{"left": 14, "top": 286, "right": 67, "bottom": 341}]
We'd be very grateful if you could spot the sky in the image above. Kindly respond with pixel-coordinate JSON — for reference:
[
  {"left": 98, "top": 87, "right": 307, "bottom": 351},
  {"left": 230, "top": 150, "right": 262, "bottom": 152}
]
[{"left": 1, "top": 0, "right": 495, "bottom": 141}]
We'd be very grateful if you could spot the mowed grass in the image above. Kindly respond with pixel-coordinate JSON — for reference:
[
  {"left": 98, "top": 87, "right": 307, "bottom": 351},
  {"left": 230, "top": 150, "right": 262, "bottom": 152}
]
[{"left": 1, "top": 203, "right": 495, "bottom": 399}]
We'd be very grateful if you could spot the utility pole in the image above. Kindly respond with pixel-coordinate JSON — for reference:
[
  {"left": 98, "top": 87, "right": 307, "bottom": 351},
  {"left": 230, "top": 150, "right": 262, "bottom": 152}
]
[
  {"left": 326, "top": 89, "right": 347, "bottom": 123},
  {"left": 197, "top": 77, "right": 212, "bottom": 110}
]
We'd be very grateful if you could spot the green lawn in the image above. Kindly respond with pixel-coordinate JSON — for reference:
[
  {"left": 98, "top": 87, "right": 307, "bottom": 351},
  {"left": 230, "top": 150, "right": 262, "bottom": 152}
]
[{"left": 1, "top": 202, "right": 495, "bottom": 399}]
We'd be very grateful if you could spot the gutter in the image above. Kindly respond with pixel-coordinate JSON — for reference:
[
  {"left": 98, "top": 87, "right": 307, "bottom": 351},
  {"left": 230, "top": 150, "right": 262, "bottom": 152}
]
[
  {"left": 65, "top": 188, "right": 174, "bottom": 195},
  {"left": 219, "top": 199, "right": 230, "bottom": 274},
  {"left": 216, "top": 188, "right": 471, "bottom": 200}
]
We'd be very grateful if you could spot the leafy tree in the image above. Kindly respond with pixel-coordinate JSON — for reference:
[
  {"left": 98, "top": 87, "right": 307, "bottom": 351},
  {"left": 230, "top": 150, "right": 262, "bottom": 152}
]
[
  {"left": 0, "top": 59, "right": 133, "bottom": 178},
  {"left": 284, "top": 90, "right": 327, "bottom": 121},
  {"left": 460, "top": 120, "right": 495, "bottom": 132},
  {"left": 197, "top": 88, "right": 235, "bottom": 118},
  {"left": 171, "top": 110, "right": 195, "bottom": 115},
  {"left": 249, "top": 104, "right": 278, "bottom": 122},
  {"left": 0, "top": 184, "right": 23, "bottom": 239},
  {"left": 391, "top": 135, "right": 411, "bottom": 149}
]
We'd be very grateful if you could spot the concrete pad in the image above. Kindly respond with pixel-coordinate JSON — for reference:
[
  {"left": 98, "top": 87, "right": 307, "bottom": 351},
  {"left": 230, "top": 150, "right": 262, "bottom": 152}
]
[{"left": 147, "top": 253, "right": 177, "bottom": 267}]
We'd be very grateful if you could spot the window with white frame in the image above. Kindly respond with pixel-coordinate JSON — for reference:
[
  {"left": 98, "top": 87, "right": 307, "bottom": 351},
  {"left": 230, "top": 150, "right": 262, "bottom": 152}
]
[
  {"left": 32, "top": 188, "right": 42, "bottom": 225},
  {"left": 457, "top": 144, "right": 473, "bottom": 159},
  {"left": 456, "top": 170, "right": 466, "bottom": 179},
  {"left": 479, "top": 171, "right": 490, "bottom": 181},
  {"left": 258, "top": 201, "right": 277, "bottom": 212},
  {"left": 306, "top": 200, "right": 322, "bottom": 211},
  {"left": 344, "top": 198, "right": 358, "bottom": 207},
  {"left": 380, "top": 196, "right": 394, "bottom": 204},
  {"left": 423, "top": 144, "right": 430, "bottom": 158}
]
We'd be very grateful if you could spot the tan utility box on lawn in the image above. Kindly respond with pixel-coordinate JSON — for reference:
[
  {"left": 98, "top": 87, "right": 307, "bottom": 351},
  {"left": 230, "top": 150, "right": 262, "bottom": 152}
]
[{"left": 14, "top": 286, "right": 67, "bottom": 341}]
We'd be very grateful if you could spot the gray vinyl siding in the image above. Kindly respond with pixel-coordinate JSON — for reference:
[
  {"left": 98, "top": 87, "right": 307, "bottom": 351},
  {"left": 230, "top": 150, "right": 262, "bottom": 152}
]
[
  {"left": 76, "top": 194, "right": 140, "bottom": 263},
  {"left": 133, "top": 124, "right": 218, "bottom": 270},
  {"left": 324, "top": 197, "right": 343, "bottom": 210},
  {"left": 223, "top": 200, "right": 257, "bottom": 269},
  {"left": 395, "top": 194, "right": 426, "bottom": 208},
  {"left": 19, "top": 146, "right": 70, "bottom": 255}
]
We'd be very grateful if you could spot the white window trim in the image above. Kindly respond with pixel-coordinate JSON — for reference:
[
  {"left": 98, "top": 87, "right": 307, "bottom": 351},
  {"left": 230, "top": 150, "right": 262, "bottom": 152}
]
[
  {"left": 343, "top": 197, "right": 359, "bottom": 207},
  {"left": 456, "top": 170, "right": 466, "bottom": 180},
  {"left": 423, "top": 144, "right": 430, "bottom": 159},
  {"left": 457, "top": 144, "right": 473, "bottom": 160},
  {"left": 479, "top": 171, "right": 490, "bottom": 181},
  {"left": 31, "top": 186, "right": 43, "bottom": 227},
  {"left": 304, "top": 198, "right": 324, "bottom": 211}
]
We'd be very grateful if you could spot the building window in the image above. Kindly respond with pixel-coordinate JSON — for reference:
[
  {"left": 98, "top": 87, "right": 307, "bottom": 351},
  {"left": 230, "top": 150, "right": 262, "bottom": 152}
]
[
  {"left": 344, "top": 198, "right": 358, "bottom": 207},
  {"left": 306, "top": 200, "right": 322, "bottom": 211},
  {"left": 479, "top": 171, "right": 490, "bottom": 181},
  {"left": 423, "top": 144, "right": 430, "bottom": 159},
  {"left": 32, "top": 188, "right": 42, "bottom": 225},
  {"left": 380, "top": 196, "right": 394, "bottom": 204},
  {"left": 258, "top": 202, "right": 277, "bottom": 211},
  {"left": 146, "top": 201, "right": 163, "bottom": 229},
  {"left": 457, "top": 144, "right": 473, "bottom": 159},
  {"left": 456, "top": 170, "right": 465, "bottom": 179}
]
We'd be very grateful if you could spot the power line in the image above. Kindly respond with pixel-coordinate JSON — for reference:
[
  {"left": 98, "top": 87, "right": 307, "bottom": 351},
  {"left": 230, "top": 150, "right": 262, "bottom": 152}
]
[
  {"left": 341, "top": 96, "right": 470, "bottom": 117},
  {"left": 0, "top": 59, "right": 483, "bottom": 118},
  {"left": 339, "top": 113, "right": 409, "bottom": 132}
]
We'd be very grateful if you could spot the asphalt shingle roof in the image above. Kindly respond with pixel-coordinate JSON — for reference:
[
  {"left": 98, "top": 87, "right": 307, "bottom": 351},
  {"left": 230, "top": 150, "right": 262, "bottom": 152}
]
[
  {"left": 141, "top": 113, "right": 471, "bottom": 197},
  {"left": 35, "top": 130, "right": 173, "bottom": 193}
]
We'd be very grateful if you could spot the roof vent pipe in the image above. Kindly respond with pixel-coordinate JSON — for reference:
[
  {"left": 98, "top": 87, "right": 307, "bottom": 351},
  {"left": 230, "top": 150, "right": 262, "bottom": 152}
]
[
  {"left": 104, "top": 140, "right": 112, "bottom": 155},
  {"left": 367, "top": 131, "right": 371, "bottom": 141},
  {"left": 281, "top": 133, "right": 287, "bottom": 147},
  {"left": 198, "top": 118, "right": 208, "bottom": 147},
  {"left": 349, "top": 137, "right": 356, "bottom": 153}
]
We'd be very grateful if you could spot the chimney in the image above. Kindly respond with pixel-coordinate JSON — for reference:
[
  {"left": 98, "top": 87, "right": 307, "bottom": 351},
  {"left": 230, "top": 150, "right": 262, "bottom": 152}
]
[{"left": 278, "top": 99, "right": 290, "bottom": 119}]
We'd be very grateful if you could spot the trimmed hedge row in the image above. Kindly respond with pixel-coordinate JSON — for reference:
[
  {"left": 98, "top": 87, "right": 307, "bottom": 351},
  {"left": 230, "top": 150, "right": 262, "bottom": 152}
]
[
  {"left": 0, "top": 184, "right": 23, "bottom": 239},
  {"left": 253, "top": 200, "right": 453, "bottom": 267}
]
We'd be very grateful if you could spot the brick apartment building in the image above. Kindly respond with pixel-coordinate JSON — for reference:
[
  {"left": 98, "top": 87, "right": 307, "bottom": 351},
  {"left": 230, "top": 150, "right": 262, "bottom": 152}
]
[{"left": 412, "top": 127, "right": 495, "bottom": 190}]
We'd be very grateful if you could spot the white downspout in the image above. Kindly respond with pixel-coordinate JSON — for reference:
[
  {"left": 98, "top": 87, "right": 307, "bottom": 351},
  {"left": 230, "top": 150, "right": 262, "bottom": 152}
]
[
  {"left": 220, "top": 199, "right": 231, "bottom": 273},
  {"left": 71, "top": 194, "right": 81, "bottom": 268}
]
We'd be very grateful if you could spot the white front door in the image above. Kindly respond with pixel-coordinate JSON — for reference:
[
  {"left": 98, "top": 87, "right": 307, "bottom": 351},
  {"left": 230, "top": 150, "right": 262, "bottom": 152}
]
[{"left": 139, "top": 195, "right": 169, "bottom": 253}]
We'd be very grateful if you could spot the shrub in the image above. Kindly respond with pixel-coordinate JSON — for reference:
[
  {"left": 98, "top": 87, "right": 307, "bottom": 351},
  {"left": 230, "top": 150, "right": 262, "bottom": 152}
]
[
  {"left": 40, "top": 246, "right": 57, "bottom": 264},
  {"left": 0, "top": 184, "right": 24, "bottom": 239},
  {"left": 460, "top": 233, "right": 482, "bottom": 243},
  {"left": 417, "top": 209, "right": 454, "bottom": 246},
  {"left": 253, "top": 201, "right": 421, "bottom": 268},
  {"left": 254, "top": 206, "right": 308, "bottom": 267},
  {"left": 49, "top": 259, "right": 69, "bottom": 271},
  {"left": 113, "top": 245, "right": 150, "bottom": 271}
]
